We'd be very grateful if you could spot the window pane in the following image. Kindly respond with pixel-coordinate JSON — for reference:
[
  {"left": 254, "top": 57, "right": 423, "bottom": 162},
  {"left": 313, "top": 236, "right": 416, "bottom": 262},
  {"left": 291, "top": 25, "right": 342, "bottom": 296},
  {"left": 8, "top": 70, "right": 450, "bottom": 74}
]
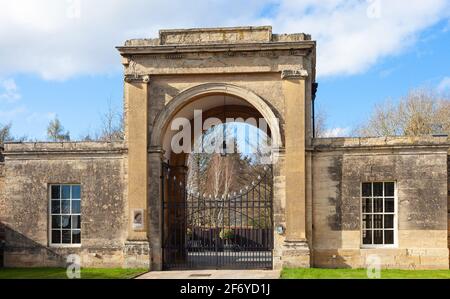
[
  {"left": 52, "top": 230, "right": 61, "bottom": 243},
  {"left": 50, "top": 184, "right": 82, "bottom": 245},
  {"left": 374, "top": 198, "right": 383, "bottom": 213},
  {"left": 373, "top": 183, "right": 383, "bottom": 196},
  {"left": 362, "top": 215, "right": 372, "bottom": 229},
  {"left": 384, "top": 215, "right": 394, "bottom": 229},
  {"left": 72, "top": 215, "right": 81, "bottom": 229},
  {"left": 72, "top": 230, "right": 81, "bottom": 244},
  {"left": 384, "top": 230, "right": 394, "bottom": 244},
  {"left": 373, "top": 230, "right": 383, "bottom": 244},
  {"left": 385, "top": 198, "right": 394, "bottom": 212},
  {"left": 373, "top": 215, "right": 383, "bottom": 228},
  {"left": 362, "top": 230, "right": 372, "bottom": 245},
  {"left": 362, "top": 198, "right": 372, "bottom": 213},
  {"left": 51, "top": 185, "right": 60, "bottom": 199},
  {"left": 384, "top": 182, "right": 394, "bottom": 197},
  {"left": 72, "top": 200, "right": 80, "bottom": 214},
  {"left": 62, "top": 215, "right": 71, "bottom": 229},
  {"left": 362, "top": 183, "right": 372, "bottom": 197},
  {"left": 72, "top": 185, "right": 81, "bottom": 199},
  {"left": 61, "top": 200, "right": 71, "bottom": 214},
  {"left": 52, "top": 215, "right": 61, "bottom": 229},
  {"left": 62, "top": 230, "right": 71, "bottom": 244},
  {"left": 51, "top": 200, "right": 61, "bottom": 214},
  {"left": 62, "top": 185, "right": 71, "bottom": 199}
]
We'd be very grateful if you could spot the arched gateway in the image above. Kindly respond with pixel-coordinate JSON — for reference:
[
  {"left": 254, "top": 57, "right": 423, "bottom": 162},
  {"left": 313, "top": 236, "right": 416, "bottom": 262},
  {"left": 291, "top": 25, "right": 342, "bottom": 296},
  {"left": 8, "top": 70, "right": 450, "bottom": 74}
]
[
  {"left": 117, "top": 26, "right": 315, "bottom": 270},
  {"left": 154, "top": 84, "right": 280, "bottom": 269}
]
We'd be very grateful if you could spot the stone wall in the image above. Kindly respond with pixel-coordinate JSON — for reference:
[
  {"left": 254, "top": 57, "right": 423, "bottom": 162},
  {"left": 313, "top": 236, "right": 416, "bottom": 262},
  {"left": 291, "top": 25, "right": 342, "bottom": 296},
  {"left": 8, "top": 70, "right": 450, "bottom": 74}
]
[
  {"left": 312, "top": 137, "right": 449, "bottom": 269},
  {"left": 0, "top": 142, "right": 130, "bottom": 268}
]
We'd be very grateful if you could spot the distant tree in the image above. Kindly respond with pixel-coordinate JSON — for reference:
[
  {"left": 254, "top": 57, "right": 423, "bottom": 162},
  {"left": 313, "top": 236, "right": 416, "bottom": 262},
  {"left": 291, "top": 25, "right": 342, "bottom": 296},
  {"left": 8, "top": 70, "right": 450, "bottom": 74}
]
[
  {"left": 185, "top": 123, "right": 272, "bottom": 229},
  {"left": 0, "top": 123, "right": 13, "bottom": 145},
  {"left": 79, "top": 133, "right": 94, "bottom": 141},
  {"left": 0, "top": 123, "right": 27, "bottom": 145},
  {"left": 98, "top": 98, "right": 124, "bottom": 141},
  {"left": 356, "top": 88, "right": 450, "bottom": 137},
  {"left": 314, "top": 108, "right": 328, "bottom": 138},
  {"left": 47, "top": 116, "right": 70, "bottom": 141}
]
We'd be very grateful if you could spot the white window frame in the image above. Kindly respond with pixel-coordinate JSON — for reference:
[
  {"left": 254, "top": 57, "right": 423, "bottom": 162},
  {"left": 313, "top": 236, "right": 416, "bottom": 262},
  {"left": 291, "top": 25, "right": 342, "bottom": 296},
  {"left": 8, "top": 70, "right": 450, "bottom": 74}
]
[
  {"left": 48, "top": 184, "right": 82, "bottom": 248},
  {"left": 360, "top": 181, "right": 398, "bottom": 249}
]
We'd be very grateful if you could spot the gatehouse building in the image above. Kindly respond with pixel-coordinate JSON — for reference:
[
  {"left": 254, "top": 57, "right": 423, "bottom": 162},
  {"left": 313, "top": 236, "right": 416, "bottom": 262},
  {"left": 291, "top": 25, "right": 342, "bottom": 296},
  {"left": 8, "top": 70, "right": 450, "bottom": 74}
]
[{"left": 0, "top": 26, "right": 449, "bottom": 270}]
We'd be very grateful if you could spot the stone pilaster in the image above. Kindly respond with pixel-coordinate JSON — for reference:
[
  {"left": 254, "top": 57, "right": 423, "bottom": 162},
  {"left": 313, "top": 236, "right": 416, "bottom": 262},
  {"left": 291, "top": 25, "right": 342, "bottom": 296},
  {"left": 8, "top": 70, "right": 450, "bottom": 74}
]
[
  {"left": 280, "top": 69, "right": 311, "bottom": 268},
  {"left": 148, "top": 146, "right": 165, "bottom": 270},
  {"left": 124, "top": 77, "right": 150, "bottom": 268}
]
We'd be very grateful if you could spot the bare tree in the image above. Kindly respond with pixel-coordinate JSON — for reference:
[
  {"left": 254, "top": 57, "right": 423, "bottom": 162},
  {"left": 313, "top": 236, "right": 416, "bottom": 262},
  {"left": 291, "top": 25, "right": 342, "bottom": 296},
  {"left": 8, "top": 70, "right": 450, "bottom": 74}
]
[
  {"left": 356, "top": 88, "right": 450, "bottom": 137},
  {"left": 314, "top": 108, "right": 328, "bottom": 138},
  {"left": 186, "top": 123, "right": 271, "bottom": 227},
  {"left": 47, "top": 116, "right": 70, "bottom": 141},
  {"left": 98, "top": 98, "right": 124, "bottom": 141},
  {"left": 0, "top": 123, "right": 13, "bottom": 146},
  {"left": 1, "top": 123, "right": 27, "bottom": 145}
]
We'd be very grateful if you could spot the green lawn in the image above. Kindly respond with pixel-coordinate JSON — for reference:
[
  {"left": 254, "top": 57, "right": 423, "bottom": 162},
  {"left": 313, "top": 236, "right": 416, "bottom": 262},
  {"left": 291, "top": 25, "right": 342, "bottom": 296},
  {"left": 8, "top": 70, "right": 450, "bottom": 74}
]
[
  {"left": 281, "top": 268, "right": 450, "bottom": 279},
  {"left": 0, "top": 268, "right": 148, "bottom": 279}
]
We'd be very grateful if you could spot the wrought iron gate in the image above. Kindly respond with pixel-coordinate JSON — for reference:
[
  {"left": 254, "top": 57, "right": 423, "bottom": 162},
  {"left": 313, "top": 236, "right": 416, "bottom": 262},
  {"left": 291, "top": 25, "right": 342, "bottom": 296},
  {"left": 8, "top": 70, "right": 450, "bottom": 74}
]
[{"left": 162, "top": 163, "right": 273, "bottom": 270}]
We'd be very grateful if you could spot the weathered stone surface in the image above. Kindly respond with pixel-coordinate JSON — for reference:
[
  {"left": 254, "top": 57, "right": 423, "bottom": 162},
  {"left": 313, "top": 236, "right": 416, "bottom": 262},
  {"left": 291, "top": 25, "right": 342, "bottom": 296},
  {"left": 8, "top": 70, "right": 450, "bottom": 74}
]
[
  {"left": 312, "top": 137, "right": 449, "bottom": 269},
  {"left": 123, "top": 241, "right": 150, "bottom": 268},
  {"left": 160, "top": 26, "right": 273, "bottom": 45},
  {"left": 119, "top": 26, "right": 315, "bottom": 270},
  {"left": 0, "top": 142, "right": 130, "bottom": 268},
  {"left": 123, "top": 26, "right": 310, "bottom": 47}
]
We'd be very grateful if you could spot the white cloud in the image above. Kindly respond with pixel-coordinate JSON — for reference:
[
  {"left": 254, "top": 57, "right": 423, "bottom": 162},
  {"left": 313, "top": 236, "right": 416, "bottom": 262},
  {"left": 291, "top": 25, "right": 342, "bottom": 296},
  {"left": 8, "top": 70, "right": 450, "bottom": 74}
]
[
  {"left": 0, "top": 0, "right": 449, "bottom": 79},
  {"left": 271, "top": 0, "right": 450, "bottom": 77},
  {"left": 437, "top": 77, "right": 450, "bottom": 92},
  {"left": 0, "top": 78, "right": 21, "bottom": 102},
  {"left": 0, "top": 0, "right": 269, "bottom": 80},
  {"left": 322, "top": 127, "right": 350, "bottom": 137}
]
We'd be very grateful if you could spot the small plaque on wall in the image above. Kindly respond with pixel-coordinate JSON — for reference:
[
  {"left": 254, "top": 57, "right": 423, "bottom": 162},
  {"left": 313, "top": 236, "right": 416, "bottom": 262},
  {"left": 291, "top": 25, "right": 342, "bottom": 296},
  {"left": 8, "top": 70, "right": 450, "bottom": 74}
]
[{"left": 132, "top": 209, "right": 144, "bottom": 230}]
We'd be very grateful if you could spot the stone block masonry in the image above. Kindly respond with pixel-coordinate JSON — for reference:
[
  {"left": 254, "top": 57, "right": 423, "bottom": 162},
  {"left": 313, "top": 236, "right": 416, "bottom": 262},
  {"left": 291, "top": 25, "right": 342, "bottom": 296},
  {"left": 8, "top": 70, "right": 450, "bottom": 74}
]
[
  {"left": 0, "top": 142, "right": 142, "bottom": 268},
  {"left": 311, "top": 137, "right": 449, "bottom": 269}
]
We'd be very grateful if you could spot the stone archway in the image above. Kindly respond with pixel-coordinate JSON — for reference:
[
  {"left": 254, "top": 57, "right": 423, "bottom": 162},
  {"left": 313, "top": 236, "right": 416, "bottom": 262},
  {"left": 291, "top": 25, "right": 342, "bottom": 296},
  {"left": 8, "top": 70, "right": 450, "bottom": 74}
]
[
  {"left": 150, "top": 83, "right": 282, "bottom": 149},
  {"left": 120, "top": 26, "right": 315, "bottom": 271},
  {"left": 148, "top": 83, "right": 283, "bottom": 270}
]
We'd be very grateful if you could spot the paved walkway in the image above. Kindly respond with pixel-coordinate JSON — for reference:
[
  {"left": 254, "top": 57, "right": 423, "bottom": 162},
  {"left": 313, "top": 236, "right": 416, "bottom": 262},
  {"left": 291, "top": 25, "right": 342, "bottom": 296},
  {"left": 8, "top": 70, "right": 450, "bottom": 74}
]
[{"left": 136, "top": 269, "right": 280, "bottom": 279}]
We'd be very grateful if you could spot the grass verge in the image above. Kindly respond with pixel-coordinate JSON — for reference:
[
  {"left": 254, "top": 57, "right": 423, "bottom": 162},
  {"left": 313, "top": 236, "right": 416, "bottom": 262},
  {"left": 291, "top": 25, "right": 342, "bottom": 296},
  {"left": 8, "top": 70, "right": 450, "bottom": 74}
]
[
  {"left": 0, "top": 267, "right": 148, "bottom": 279},
  {"left": 281, "top": 268, "right": 450, "bottom": 279}
]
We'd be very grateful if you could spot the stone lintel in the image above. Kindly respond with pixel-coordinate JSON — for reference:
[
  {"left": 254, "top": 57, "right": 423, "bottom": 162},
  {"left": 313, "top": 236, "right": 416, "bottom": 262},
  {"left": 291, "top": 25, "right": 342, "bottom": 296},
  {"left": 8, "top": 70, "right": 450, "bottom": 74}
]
[{"left": 117, "top": 41, "right": 315, "bottom": 56}]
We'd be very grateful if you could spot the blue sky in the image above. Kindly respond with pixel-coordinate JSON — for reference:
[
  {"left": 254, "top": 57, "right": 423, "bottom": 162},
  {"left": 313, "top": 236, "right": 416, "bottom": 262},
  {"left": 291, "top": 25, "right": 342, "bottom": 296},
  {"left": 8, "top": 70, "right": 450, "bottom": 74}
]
[
  {"left": 0, "top": 0, "right": 449, "bottom": 140},
  {"left": 317, "top": 19, "right": 450, "bottom": 134}
]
